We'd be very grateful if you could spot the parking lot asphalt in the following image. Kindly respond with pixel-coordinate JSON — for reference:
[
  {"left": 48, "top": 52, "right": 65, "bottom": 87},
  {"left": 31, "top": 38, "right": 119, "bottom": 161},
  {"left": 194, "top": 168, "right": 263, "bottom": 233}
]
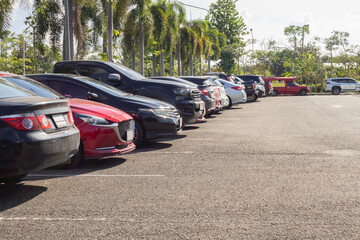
[{"left": 2, "top": 95, "right": 360, "bottom": 239}]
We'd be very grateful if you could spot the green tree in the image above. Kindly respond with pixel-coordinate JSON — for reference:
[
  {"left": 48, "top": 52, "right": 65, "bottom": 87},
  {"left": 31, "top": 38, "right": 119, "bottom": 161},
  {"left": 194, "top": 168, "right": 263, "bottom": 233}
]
[{"left": 207, "top": 0, "right": 247, "bottom": 73}]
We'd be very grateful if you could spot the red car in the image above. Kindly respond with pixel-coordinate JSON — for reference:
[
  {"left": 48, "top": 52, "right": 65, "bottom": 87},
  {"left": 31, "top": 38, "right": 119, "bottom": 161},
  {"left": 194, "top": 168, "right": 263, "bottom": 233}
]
[
  {"left": 0, "top": 73, "right": 136, "bottom": 168},
  {"left": 263, "top": 77, "right": 310, "bottom": 96}
]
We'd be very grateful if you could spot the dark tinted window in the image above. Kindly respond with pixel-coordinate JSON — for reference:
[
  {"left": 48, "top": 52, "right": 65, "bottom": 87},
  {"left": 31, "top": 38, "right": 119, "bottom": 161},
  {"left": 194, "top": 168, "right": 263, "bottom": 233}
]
[
  {"left": 54, "top": 64, "right": 78, "bottom": 74},
  {"left": 346, "top": 79, "right": 356, "bottom": 83},
  {"left": 3, "top": 76, "right": 63, "bottom": 99},
  {"left": 107, "top": 62, "right": 145, "bottom": 81},
  {"left": 0, "top": 78, "right": 35, "bottom": 98},
  {"left": 47, "top": 81, "right": 89, "bottom": 99},
  {"left": 287, "top": 81, "right": 296, "bottom": 86},
  {"left": 78, "top": 65, "right": 110, "bottom": 81}
]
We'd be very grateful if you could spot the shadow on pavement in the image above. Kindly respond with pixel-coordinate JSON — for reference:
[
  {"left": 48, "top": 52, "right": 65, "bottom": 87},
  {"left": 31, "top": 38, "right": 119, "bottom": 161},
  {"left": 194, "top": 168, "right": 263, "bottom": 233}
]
[
  {"left": 24, "top": 157, "right": 127, "bottom": 182},
  {"left": 0, "top": 184, "right": 47, "bottom": 212},
  {"left": 133, "top": 142, "right": 173, "bottom": 153},
  {"left": 183, "top": 126, "right": 200, "bottom": 131}
]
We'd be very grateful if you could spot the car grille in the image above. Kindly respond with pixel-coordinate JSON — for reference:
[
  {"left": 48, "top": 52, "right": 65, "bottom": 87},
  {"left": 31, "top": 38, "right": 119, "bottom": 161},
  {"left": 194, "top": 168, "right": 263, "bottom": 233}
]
[
  {"left": 191, "top": 89, "right": 201, "bottom": 101},
  {"left": 118, "top": 120, "right": 134, "bottom": 142}
]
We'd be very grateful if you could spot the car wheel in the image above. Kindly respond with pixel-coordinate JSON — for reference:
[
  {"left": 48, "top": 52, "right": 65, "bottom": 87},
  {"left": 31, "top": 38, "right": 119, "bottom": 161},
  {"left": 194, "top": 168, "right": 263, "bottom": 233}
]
[
  {"left": 272, "top": 90, "right": 278, "bottom": 96},
  {"left": 300, "top": 89, "right": 307, "bottom": 96},
  {"left": 225, "top": 96, "right": 232, "bottom": 109},
  {"left": 133, "top": 120, "right": 145, "bottom": 147},
  {"left": 0, "top": 174, "right": 27, "bottom": 185},
  {"left": 247, "top": 93, "right": 257, "bottom": 102},
  {"left": 66, "top": 141, "right": 84, "bottom": 169},
  {"left": 332, "top": 87, "right": 341, "bottom": 95}
]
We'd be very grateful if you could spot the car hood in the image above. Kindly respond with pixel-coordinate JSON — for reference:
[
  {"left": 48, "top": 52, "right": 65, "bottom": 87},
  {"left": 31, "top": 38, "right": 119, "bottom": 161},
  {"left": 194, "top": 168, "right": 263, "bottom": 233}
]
[
  {"left": 69, "top": 98, "right": 132, "bottom": 122},
  {"left": 138, "top": 78, "right": 193, "bottom": 89}
]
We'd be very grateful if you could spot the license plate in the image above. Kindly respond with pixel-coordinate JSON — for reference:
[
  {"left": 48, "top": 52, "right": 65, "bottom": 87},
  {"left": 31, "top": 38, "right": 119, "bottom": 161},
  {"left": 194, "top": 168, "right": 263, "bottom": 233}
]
[
  {"left": 52, "top": 114, "right": 68, "bottom": 128},
  {"left": 127, "top": 129, "right": 134, "bottom": 141}
]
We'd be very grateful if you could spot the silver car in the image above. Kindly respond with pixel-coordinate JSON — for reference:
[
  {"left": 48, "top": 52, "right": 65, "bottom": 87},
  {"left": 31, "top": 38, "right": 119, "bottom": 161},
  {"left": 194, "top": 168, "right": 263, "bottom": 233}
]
[
  {"left": 218, "top": 79, "right": 247, "bottom": 107},
  {"left": 325, "top": 78, "right": 360, "bottom": 95}
]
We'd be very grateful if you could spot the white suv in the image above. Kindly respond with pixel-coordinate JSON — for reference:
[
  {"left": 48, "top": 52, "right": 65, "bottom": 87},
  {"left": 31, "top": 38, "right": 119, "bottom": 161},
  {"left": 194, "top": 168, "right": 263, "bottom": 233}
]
[{"left": 325, "top": 78, "right": 360, "bottom": 95}]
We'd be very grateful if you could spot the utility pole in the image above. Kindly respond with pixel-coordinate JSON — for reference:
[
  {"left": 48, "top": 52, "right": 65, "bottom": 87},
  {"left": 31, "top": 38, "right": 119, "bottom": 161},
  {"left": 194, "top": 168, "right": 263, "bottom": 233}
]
[{"left": 63, "top": 0, "right": 72, "bottom": 60}]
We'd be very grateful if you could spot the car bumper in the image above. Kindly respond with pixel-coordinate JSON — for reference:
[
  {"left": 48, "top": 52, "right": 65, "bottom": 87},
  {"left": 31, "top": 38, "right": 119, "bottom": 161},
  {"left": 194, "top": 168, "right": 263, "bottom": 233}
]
[
  {"left": 201, "top": 95, "right": 216, "bottom": 113},
  {"left": 79, "top": 123, "right": 136, "bottom": 159},
  {"left": 0, "top": 126, "right": 80, "bottom": 178},
  {"left": 177, "top": 100, "right": 205, "bottom": 124},
  {"left": 141, "top": 114, "right": 181, "bottom": 140}
]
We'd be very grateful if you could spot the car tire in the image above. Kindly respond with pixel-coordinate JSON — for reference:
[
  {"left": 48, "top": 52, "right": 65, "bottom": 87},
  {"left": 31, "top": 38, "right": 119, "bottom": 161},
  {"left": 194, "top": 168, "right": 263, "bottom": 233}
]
[
  {"left": 66, "top": 141, "right": 84, "bottom": 169},
  {"left": 225, "top": 96, "right": 232, "bottom": 109},
  {"left": 248, "top": 93, "right": 257, "bottom": 102},
  {"left": 272, "top": 90, "right": 278, "bottom": 96},
  {"left": 332, "top": 87, "right": 341, "bottom": 95},
  {"left": 300, "top": 89, "right": 307, "bottom": 96},
  {"left": 133, "top": 120, "right": 145, "bottom": 147},
  {"left": 0, "top": 174, "right": 27, "bottom": 185}
]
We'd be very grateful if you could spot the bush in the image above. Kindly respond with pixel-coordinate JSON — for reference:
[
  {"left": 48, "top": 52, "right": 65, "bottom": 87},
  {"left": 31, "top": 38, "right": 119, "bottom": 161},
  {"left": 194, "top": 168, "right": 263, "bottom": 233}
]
[{"left": 308, "top": 83, "right": 325, "bottom": 93}]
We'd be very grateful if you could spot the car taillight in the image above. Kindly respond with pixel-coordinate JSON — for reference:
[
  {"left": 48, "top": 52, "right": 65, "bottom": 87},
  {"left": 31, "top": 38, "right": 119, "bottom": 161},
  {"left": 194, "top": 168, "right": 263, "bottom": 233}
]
[
  {"left": 67, "top": 111, "right": 74, "bottom": 125},
  {"left": 1, "top": 113, "right": 46, "bottom": 131},
  {"left": 253, "top": 84, "right": 256, "bottom": 89},
  {"left": 200, "top": 88, "right": 209, "bottom": 96},
  {"left": 231, "top": 86, "right": 243, "bottom": 90},
  {"left": 326, "top": 82, "right": 330, "bottom": 84}
]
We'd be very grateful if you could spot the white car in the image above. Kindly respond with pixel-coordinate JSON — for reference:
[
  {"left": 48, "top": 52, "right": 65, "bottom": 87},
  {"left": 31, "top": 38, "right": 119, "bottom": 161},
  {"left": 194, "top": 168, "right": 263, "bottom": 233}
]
[
  {"left": 218, "top": 79, "right": 247, "bottom": 107},
  {"left": 325, "top": 78, "right": 360, "bottom": 95}
]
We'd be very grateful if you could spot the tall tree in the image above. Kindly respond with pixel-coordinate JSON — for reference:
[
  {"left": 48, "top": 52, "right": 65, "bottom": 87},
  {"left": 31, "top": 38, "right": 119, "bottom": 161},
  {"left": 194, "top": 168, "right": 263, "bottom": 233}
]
[{"left": 207, "top": 0, "right": 247, "bottom": 73}]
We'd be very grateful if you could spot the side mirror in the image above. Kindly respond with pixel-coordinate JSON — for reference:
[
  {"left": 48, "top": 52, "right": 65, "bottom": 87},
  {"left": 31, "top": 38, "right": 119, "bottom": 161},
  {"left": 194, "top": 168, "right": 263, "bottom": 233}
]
[
  {"left": 87, "top": 92, "right": 99, "bottom": 101},
  {"left": 108, "top": 73, "right": 122, "bottom": 83}
]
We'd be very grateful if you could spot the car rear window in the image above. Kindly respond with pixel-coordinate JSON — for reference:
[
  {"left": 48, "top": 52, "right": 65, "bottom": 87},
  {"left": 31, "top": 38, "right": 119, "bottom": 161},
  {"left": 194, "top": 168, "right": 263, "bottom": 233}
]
[
  {"left": 0, "top": 78, "right": 35, "bottom": 99},
  {"left": 3, "top": 75, "right": 63, "bottom": 99}
]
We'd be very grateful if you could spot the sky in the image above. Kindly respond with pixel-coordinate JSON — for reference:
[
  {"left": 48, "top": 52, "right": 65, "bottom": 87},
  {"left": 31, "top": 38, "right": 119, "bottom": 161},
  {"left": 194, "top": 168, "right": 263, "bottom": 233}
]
[{"left": 10, "top": 0, "right": 360, "bottom": 52}]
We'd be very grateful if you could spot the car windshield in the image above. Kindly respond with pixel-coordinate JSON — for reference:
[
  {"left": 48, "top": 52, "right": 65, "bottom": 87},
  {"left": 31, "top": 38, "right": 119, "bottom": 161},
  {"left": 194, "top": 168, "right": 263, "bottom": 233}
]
[
  {"left": 3, "top": 75, "right": 64, "bottom": 99},
  {"left": 0, "top": 78, "right": 35, "bottom": 99},
  {"left": 76, "top": 76, "right": 128, "bottom": 97},
  {"left": 107, "top": 62, "right": 146, "bottom": 81}
]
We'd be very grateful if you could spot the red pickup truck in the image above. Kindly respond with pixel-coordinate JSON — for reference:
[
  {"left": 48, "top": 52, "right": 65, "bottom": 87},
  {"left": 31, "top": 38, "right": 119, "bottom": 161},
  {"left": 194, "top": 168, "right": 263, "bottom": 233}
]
[{"left": 263, "top": 77, "right": 310, "bottom": 96}]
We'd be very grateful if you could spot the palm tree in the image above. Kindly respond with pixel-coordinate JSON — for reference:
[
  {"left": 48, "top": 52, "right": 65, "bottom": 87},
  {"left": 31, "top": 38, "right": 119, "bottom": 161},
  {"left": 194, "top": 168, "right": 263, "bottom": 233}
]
[
  {"left": 33, "top": 0, "right": 64, "bottom": 56},
  {"left": 150, "top": 0, "right": 168, "bottom": 76},
  {"left": 0, "top": 0, "right": 13, "bottom": 39},
  {"left": 131, "top": 0, "right": 151, "bottom": 75},
  {"left": 165, "top": 1, "right": 185, "bottom": 76}
]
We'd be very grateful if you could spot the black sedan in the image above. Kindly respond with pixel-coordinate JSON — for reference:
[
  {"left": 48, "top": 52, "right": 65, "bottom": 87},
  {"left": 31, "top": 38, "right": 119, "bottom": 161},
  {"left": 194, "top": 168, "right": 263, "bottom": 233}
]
[
  {"left": 151, "top": 76, "right": 216, "bottom": 116},
  {"left": 0, "top": 78, "right": 80, "bottom": 184},
  {"left": 27, "top": 74, "right": 182, "bottom": 146}
]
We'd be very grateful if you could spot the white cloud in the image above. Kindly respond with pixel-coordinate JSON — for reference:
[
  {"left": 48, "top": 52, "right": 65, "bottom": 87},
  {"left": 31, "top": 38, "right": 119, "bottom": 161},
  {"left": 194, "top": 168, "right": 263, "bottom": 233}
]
[{"left": 289, "top": 13, "right": 312, "bottom": 27}]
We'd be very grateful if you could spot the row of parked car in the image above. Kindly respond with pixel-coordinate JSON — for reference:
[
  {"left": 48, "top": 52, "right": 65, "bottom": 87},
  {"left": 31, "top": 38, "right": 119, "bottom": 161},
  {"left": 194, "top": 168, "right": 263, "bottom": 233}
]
[{"left": 0, "top": 60, "right": 313, "bottom": 185}]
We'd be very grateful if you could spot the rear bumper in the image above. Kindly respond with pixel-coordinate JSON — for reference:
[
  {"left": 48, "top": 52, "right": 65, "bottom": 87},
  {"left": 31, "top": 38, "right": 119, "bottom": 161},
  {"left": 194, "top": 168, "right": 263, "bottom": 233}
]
[
  {"left": 0, "top": 126, "right": 80, "bottom": 178},
  {"left": 142, "top": 114, "right": 180, "bottom": 140},
  {"left": 177, "top": 100, "right": 204, "bottom": 124}
]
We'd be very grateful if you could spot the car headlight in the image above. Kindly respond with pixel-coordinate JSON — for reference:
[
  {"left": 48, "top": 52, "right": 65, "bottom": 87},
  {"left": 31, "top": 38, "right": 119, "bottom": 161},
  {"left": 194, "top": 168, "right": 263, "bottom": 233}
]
[
  {"left": 74, "top": 113, "right": 110, "bottom": 125},
  {"left": 172, "top": 88, "right": 190, "bottom": 96},
  {"left": 138, "top": 108, "right": 173, "bottom": 117}
]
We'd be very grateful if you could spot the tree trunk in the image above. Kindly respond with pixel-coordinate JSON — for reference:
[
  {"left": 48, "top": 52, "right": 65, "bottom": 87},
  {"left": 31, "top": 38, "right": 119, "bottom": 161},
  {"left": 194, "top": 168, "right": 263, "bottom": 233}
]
[
  {"left": 181, "top": 60, "right": 185, "bottom": 76},
  {"left": 208, "top": 57, "right": 211, "bottom": 73},
  {"left": 177, "top": 39, "right": 181, "bottom": 76},
  {"left": 69, "top": 0, "right": 74, "bottom": 60},
  {"left": 160, "top": 44, "right": 164, "bottom": 76},
  {"left": 169, "top": 53, "right": 173, "bottom": 76},
  {"left": 33, "top": 26, "right": 37, "bottom": 72},
  {"left": 139, "top": 22, "right": 144, "bottom": 75},
  {"left": 107, "top": 0, "right": 113, "bottom": 62},
  {"left": 199, "top": 59, "right": 202, "bottom": 75},
  {"left": 152, "top": 54, "right": 156, "bottom": 76},
  {"left": 131, "top": 49, "right": 136, "bottom": 70},
  {"left": 189, "top": 56, "right": 193, "bottom": 76}
]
